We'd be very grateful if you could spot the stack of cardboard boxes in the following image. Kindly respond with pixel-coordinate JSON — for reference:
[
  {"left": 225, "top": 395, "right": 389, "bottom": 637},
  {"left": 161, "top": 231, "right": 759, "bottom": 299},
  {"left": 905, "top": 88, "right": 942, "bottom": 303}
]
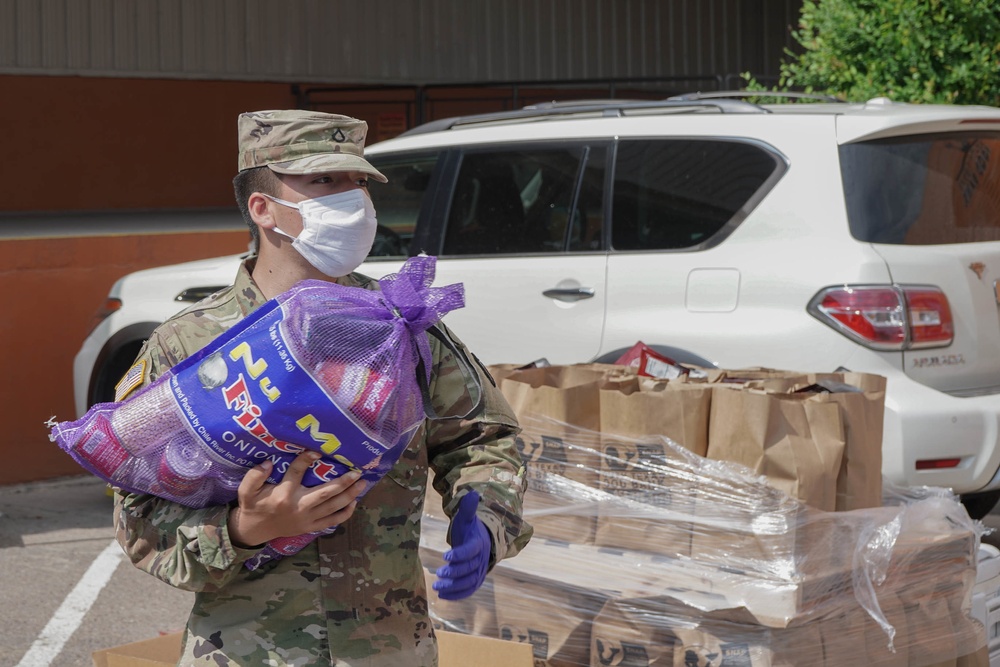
[
  {"left": 421, "top": 364, "right": 987, "bottom": 667},
  {"left": 92, "top": 628, "right": 534, "bottom": 667}
]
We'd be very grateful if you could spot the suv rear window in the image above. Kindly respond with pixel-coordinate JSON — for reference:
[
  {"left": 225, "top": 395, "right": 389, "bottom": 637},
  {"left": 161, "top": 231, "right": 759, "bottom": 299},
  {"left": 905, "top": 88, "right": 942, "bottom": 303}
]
[{"left": 841, "top": 132, "right": 1000, "bottom": 245}]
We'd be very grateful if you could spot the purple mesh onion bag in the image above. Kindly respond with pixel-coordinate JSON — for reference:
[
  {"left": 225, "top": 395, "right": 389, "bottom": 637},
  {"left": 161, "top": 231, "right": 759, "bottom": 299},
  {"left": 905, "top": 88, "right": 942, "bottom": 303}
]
[{"left": 49, "top": 255, "right": 464, "bottom": 569}]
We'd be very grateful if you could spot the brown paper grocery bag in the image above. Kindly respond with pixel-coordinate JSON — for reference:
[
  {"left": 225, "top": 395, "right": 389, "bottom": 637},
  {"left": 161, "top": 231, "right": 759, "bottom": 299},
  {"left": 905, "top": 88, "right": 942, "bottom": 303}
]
[
  {"left": 683, "top": 368, "right": 886, "bottom": 510},
  {"left": 747, "top": 373, "right": 886, "bottom": 511},
  {"left": 501, "top": 364, "right": 625, "bottom": 432},
  {"left": 484, "top": 363, "right": 526, "bottom": 388},
  {"left": 707, "top": 385, "right": 845, "bottom": 511},
  {"left": 501, "top": 365, "right": 625, "bottom": 543},
  {"left": 599, "top": 376, "right": 711, "bottom": 456},
  {"left": 486, "top": 360, "right": 557, "bottom": 389},
  {"left": 814, "top": 373, "right": 885, "bottom": 511}
]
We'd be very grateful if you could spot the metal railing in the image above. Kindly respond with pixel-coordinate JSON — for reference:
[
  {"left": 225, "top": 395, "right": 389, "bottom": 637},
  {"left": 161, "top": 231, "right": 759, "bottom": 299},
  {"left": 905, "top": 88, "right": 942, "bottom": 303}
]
[{"left": 294, "top": 74, "right": 729, "bottom": 129}]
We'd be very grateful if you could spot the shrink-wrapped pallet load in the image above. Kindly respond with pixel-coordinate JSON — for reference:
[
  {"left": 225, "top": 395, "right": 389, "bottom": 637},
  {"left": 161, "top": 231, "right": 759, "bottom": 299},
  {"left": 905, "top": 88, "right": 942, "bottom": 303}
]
[
  {"left": 420, "top": 365, "right": 987, "bottom": 666},
  {"left": 499, "top": 364, "right": 622, "bottom": 544}
]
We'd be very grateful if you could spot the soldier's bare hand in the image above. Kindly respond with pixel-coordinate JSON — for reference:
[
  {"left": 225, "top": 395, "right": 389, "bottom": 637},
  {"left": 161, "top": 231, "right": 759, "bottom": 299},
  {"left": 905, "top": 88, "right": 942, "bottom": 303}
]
[{"left": 227, "top": 451, "right": 366, "bottom": 548}]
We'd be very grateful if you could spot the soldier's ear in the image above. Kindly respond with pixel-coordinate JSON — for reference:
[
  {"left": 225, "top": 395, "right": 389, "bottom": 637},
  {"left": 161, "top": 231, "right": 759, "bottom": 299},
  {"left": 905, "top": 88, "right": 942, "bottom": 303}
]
[{"left": 248, "top": 192, "right": 276, "bottom": 229}]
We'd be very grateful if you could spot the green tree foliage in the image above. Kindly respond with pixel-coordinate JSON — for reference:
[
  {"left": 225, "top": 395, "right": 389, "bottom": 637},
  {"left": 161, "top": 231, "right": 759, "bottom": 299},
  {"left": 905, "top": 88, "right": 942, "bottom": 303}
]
[{"left": 762, "top": 0, "right": 1000, "bottom": 105}]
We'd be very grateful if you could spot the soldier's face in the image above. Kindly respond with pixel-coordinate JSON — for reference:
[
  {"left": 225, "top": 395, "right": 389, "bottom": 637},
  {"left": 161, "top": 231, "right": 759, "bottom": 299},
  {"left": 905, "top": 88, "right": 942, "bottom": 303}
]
[{"left": 272, "top": 171, "right": 371, "bottom": 236}]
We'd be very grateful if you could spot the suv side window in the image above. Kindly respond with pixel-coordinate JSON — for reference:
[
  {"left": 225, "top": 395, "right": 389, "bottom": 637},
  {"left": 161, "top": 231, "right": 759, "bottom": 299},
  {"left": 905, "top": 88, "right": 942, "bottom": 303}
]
[
  {"left": 568, "top": 146, "right": 609, "bottom": 252},
  {"left": 611, "top": 139, "right": 780, "bottom": 250},
  {"left": 367, "top": 153, "right": 440, "bottom": 258},
  {"left": 442, "top": 147, "right": 594, "bottom": 255}
]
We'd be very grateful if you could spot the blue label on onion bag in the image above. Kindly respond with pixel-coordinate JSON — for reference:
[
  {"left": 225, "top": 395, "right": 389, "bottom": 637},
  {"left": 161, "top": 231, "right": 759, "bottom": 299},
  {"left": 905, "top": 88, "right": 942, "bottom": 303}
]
[{"left": 169, "top": 303, "right": 397, "bottom": 487}]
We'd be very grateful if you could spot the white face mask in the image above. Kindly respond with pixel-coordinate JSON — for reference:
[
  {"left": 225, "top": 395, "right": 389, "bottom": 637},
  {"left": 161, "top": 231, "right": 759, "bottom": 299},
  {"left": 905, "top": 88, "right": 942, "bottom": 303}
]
[{"left": 265, "top": 189, "right": 378, "bottom": 278}]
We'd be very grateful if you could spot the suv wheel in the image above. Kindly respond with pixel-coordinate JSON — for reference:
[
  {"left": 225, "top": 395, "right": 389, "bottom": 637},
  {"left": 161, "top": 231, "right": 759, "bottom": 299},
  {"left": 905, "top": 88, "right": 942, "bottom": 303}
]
[
  {"left": 593, "top": 345, "right": 717, "bottom": 369},
  {"left": 90, "top": 340, "right": 145, "bottom": 406},
  {"left": 960, "top": 490, "right": 1000, "bottom": 520}
]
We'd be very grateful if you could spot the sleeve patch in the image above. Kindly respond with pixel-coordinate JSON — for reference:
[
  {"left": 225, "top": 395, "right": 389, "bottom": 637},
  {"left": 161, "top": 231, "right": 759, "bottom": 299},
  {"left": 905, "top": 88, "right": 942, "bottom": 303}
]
[{"left": 114, "top": 359, "right": 147, "bottom": 402}]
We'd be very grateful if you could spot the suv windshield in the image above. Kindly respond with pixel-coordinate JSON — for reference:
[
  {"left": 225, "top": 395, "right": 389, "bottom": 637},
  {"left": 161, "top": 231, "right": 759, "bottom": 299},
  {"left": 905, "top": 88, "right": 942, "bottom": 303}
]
[{"left": 841, "top": 132, "right": 1000, "bottom": 245}]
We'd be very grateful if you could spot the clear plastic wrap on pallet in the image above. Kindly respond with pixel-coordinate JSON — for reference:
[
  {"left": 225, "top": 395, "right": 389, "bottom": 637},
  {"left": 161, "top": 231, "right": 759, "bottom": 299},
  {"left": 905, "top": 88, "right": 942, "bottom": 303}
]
[
  {"left": 420, "top": 417, "right": 986, "bottom": 667},
  {"left": 49, "top": 256, "right": 464, "bottom": 569}
]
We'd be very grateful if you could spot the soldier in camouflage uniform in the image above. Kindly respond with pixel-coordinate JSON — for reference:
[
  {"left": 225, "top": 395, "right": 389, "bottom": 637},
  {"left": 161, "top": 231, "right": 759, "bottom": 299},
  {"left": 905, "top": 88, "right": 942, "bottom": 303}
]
[{"left": 113, "top": 110, "right": 532, "bottom": 666}]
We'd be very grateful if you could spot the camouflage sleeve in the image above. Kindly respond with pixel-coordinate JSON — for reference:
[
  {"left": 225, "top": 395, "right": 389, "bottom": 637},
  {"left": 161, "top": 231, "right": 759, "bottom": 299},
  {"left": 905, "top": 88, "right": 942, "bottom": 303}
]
[
  {"left": 112, "top": 332, "right": 263, "bottom": 592},
  {"left": 424, "top": 324, "right": 533, "bottom": 565},
  {"left": 113, "top": 490, "right": 261, "bottom": 592}
]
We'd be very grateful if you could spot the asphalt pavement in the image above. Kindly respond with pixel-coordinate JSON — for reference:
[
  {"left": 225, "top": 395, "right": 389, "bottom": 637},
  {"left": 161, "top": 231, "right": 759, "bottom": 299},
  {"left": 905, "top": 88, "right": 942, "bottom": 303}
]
[
  {"left": 0, "top": 476, "right": 191, "bottom": 667},
  {"left": 3, "top": 474, "right": 1000, "bottom": 666}
]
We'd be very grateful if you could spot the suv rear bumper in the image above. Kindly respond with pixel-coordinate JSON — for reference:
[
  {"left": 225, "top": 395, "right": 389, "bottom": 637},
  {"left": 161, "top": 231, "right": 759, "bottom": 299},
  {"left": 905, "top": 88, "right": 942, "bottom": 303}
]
[{"left": 883, "top": 369, "right": 1000, "bottom": 495}]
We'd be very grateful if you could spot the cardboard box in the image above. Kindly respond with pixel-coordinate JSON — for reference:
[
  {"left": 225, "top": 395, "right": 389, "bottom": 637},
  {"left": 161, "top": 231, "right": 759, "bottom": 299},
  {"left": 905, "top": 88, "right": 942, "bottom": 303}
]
[
  {"left": 93, "top": 629, "right": 533, "bottom": 667},
  {"left": 521, "top": 463, "right": 601, "bottom": 545},
  {"left": 590, "top": 597, "right": 675, "bottom": 666},
  {"left": 92, "top": 633, "right": 181, "bottom": 667},
  {"left": 500, "top": 364, "right": 622, "bottom": 544},
  {"left": 425, "top": 567, "right": 499, "bottom": 637},
  {"left": 686, "top": 478, "right": 848, "bottom": 578},
  {"left": 589, "top": 596, "right": 822, "bottom": 667},
  {"left": 594, "top": 436, "right": 696, "bottom": 558},
  {"left": 438, "top": 630, "right": 534, "bottom": 667},
  {"left": 493, "top": 568, "right": 609, "bottom": 667}
]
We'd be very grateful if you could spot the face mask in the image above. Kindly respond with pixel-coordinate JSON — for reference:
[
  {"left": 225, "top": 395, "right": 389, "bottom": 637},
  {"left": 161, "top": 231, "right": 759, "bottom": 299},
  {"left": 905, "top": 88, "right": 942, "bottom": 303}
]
[{"left": 266, "top": 189, "right": 378, "bottom": 278}]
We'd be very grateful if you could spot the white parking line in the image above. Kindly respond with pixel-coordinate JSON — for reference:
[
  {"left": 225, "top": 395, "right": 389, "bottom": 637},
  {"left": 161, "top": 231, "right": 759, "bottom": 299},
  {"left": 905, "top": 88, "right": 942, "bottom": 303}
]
[{"left": 15, "top": 539, "right": 123, "bottom": 667}]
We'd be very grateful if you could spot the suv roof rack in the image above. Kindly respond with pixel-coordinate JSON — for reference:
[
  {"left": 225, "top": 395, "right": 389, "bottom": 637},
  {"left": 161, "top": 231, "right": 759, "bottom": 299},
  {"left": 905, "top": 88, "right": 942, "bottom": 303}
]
[
  {"left": 669, "top": 90, "right": 848, "bottom": 104},
  {"left": 400, "top": 97, "right": 770, "bottom": 137}
]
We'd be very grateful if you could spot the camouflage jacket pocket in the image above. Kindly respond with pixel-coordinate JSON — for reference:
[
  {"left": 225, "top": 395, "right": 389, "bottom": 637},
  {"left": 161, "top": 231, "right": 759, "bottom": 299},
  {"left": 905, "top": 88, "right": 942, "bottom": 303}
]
[{"left": 384, "top": 430, "right": 427, "bottom": 493}]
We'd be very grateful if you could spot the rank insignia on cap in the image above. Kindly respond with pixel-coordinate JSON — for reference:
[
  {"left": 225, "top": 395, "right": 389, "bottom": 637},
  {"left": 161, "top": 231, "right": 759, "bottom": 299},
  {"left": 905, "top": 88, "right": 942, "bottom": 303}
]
[{"left": 114, "top": 359, "right": 147, "bottom": 402}]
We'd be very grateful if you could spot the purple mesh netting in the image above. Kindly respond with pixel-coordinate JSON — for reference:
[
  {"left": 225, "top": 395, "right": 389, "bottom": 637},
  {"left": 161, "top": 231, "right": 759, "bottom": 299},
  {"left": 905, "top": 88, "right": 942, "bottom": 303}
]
[{"left": 49, "top": 255, "right": 464, "bottom": 569}]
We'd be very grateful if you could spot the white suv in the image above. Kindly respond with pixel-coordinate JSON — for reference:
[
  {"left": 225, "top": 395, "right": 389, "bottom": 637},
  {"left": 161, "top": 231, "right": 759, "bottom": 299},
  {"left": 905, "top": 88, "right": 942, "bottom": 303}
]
[{"left": 74, "top": 95, "right": 1000, "bottom": 516}]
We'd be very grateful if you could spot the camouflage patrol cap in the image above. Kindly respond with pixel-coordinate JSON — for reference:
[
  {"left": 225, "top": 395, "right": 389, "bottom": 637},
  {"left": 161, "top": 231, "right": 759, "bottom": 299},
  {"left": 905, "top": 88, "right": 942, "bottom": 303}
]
[{"left": 237, "top": 110, "right": 388, "bottom": 182}]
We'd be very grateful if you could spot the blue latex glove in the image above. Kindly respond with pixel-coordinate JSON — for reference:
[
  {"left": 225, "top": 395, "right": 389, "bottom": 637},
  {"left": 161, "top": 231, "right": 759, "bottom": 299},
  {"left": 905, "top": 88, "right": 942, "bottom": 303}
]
[{"left": 433, "top": 490, "right": 492, "bottom": 600}]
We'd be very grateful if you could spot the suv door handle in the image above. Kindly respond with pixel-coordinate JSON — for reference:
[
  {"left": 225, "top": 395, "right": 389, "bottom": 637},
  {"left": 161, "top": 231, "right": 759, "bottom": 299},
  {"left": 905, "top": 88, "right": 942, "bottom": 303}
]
[{"left": 542, "top": 287, "right": 596, "bottom": 302}]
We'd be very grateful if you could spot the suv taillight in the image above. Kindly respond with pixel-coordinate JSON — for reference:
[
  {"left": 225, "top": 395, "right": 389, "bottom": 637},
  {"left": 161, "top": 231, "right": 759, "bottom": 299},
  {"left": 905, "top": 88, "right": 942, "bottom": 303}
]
[
  {"left": 903, "top": 288, "right": 955, "bottom": 348},
  {"left": 808, "top": 285, "right": 953, "bottom": 350}
]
